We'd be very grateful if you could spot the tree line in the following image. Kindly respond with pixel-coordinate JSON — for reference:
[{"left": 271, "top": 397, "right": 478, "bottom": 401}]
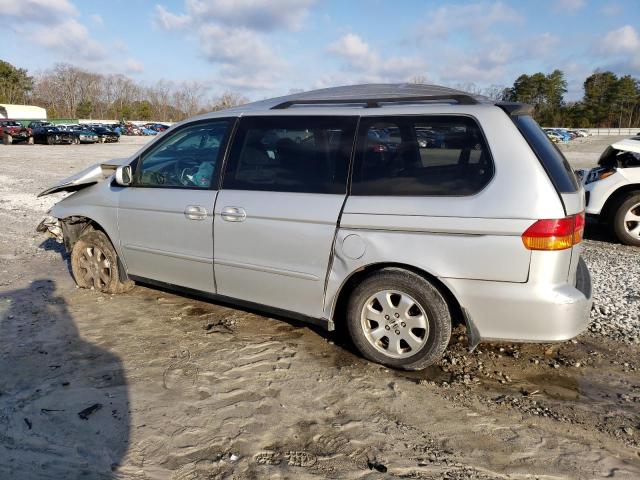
[
  {"left": 1, "top": 59, "right": 639, "bottom": 127},
  {"left": 0, "top": 60, "right": 247, "bottom": 122}
]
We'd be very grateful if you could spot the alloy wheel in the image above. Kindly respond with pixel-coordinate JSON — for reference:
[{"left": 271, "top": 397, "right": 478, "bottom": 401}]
[
  {"left": 77, "top": 246, "right": 113, "bottom": 290},
  {"left": 624, "top": 202, "right": 640, "bottom": 239},
  {"left": 360, "top": 290, "right": 429, "bottom": 359}
]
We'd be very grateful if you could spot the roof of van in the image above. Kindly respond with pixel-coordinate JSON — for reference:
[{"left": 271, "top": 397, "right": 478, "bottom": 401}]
[{"left": 213, "top": 84, "right": 491, "bottom": 114}]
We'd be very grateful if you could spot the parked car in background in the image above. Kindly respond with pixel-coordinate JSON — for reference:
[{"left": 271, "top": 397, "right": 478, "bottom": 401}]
[
  {"left": 69, "top": 125, "right": 99, "bottom": 144},
  {"left": 576, "top": 136, "right": 640, "bottom": 246},
  {"left": 0, "top": 119, "right": 33, "bottom": 144},
  {"left": 89, "top": 126, "right": 119, "bottom": 143},
  {"left": 143, "top": 123, "right": 169, "bottom": 132},
  {"left": 30, "top": 123, "right": 75, "bottom": 145},
  {"left": 37, "top": 84, "right": 592, "bottom": 371}
]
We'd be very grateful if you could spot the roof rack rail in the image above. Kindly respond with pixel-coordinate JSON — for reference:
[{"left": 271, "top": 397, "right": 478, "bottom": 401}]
[{"left": 271, "top": 94, "right": 479, "bottom": 110}]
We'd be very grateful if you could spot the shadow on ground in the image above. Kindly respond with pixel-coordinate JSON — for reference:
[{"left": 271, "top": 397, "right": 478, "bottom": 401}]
[{"left": 0, "top": 279, "right": 130, "bottom": 479}]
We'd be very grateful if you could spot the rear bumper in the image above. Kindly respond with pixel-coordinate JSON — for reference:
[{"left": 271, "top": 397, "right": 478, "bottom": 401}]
[{"left": 446, "top": 258, "right": 592, "bottom": 343}]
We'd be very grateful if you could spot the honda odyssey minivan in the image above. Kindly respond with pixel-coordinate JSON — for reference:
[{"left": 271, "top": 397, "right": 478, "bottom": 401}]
[{"left": 38, "top": 84, "right": 592, "bottom": 370}]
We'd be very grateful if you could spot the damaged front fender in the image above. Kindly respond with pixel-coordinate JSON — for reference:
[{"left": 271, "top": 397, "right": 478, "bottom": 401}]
[{"left": 37, "top": 157, "right": 130, "bottom": 197}]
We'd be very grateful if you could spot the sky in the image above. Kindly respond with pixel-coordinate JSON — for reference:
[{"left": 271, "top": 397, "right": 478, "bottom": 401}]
[{"left": 1, "top": 0, "right": 639, "bottom": 101}]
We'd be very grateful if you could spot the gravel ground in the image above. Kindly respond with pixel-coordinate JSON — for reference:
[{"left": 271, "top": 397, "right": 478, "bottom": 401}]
[
  {"left": 0, "top": 135, "right": 639, "bottom": 479},
  {"left": 557, "top": 136, "right": 640, "bottom": 346}
]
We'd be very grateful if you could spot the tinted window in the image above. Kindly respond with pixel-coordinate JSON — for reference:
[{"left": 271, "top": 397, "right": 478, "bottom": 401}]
[
  {"left": 222, "top": 116, "right": 357, "bottom": 194},
  {"left": 352, "top": 116, "right": 493, "bottom": 196},
  {"left": 134, "top": 120, "right": 230, "bottom": 188},
  {"left": 512, "top": 115, "right": 578, "bottom": 193}
]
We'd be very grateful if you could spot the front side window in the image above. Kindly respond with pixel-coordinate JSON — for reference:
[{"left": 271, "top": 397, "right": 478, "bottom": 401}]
[
  {"left": 352, "top": 116, "right": 494, "bottom": 196},
  {"left": 222, "top": 116, "right": 358, "bottom": 194},
  {"left": 134, "top": 120, "right": 231, "bottom": 188}
]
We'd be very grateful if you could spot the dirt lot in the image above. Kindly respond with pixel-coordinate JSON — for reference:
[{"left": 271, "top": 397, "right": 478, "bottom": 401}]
[{"left": 1, "top": 136, "right": 639, "bottom": 479}]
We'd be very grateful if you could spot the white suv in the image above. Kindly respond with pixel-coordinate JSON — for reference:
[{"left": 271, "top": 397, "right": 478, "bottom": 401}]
[
  {"left": 38, "top": 84, "right": 592, "bottom": 370},
  {"left": 577, "top": 137, "right": 640, "bottom": 246}
]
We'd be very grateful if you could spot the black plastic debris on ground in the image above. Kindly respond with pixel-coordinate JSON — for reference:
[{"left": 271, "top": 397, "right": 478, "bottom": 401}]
[
  {"left": 78, "top": 403, "right": 102, "bottom": 420},
  {"left": 367, "top": 460, "right": 387, "bottom": 473}
]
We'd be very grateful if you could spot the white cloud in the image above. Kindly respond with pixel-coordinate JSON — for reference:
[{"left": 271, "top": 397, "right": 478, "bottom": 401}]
[
  {"left": 525, "top": 32, "right": 559, "bottom": 57},
  {"left": 555, "top": 0, "right": 586, "bottom": 13},
  {"left": 328, "top": 34, "right": 426, "bottom": 83},
  {"left": 0, "top": 0, "right": 76, "bottom": 23},
  {"left": 154, "top": 4, "right": 191, "bottom": 30},
  {"left": 601, "top": 25, "right": 640, "bottom": 54},
  {"left": 0, "top": 1, "right": 107, "bottom": 61},
  {"left": 153, "top": 0, "right": 315, "bottom": 92},
  {"left": 31, "top": 18, "right": 105, "bottom": 60},
  {"left": 185, "top": 0, "right": 315, "bottom": 31},
  {"left": 415, "top": 2, "right": 522, "bottom": 40},
  {"left": 124, "top": 58, "right": 144, "bottom": 74}
]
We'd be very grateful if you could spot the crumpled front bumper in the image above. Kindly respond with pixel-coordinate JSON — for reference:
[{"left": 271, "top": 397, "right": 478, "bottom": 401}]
[{"left": 36, "top": 215, "right": 63, "bottom": 242}]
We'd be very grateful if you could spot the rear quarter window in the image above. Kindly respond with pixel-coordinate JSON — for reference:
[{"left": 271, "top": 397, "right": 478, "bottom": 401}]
[
  {"left": 511, "top": 115, "right": 578, "bottom": 193},
  {"left": 351, "top": 115, "right": 494, "bottom": 196}
]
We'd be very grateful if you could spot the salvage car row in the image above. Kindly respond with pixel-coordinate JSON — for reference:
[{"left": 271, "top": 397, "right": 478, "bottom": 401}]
[
  {"left": 544, "top": 128, "right": 591, "bottom": 143},
  {"left": 0, "top": 120, "right": 121, "bottom": 145}
]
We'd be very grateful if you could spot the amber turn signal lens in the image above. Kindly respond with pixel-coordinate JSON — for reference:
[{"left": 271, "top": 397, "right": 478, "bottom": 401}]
[{"left": 522, "top": 213, "right": 585, "bottom": 251}]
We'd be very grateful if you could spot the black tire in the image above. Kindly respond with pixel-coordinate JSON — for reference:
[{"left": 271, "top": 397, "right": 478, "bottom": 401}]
[
  {"left": 3, "top": 133, "right": 12, "bottom": 145},
  {"left": 71, "top": 230, "right": 134, "bottom": 294},
  {"left": 346, "top": 268, "right": 451, "bottom": 370},
  {"left": 610, "top": 192, "right": 640, "bottom": 246},
  {"left": 46, "top": 135, "right": 55, "bottom": 145}
]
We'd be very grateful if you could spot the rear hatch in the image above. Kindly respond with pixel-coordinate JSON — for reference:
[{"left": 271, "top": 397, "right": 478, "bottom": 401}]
[{"left": 507, "top": 112, "right": 585, "bottom": 285}]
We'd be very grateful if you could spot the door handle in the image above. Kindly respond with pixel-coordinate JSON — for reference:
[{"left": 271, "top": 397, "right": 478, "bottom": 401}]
[
  {"left": 184, "top": 205, "right": 207, "bottom": 220},
  {"left": 221, "top": 206, "right": 246, "bottom": 222}
]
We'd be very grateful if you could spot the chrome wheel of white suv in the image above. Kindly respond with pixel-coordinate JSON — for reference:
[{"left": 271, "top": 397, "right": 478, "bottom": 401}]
[
  {"left": 360, "top": 290, "right": 429, "bottom": 359},
  {"left": 624, "top": 202, "right": 640, "bottom": 238},
  {"left": 612, "top": 192, "right": 640, "bottom": 246}
]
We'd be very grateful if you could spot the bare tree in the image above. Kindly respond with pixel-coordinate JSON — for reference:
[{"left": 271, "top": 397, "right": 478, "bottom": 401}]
[{"left": 207, "top": 91, "right": 248, "bottom": 112}]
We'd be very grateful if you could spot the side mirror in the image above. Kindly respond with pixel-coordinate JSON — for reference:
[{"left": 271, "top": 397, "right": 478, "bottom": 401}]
[{"left": 115, "top": 165, "right": 132, "bottom": 186}]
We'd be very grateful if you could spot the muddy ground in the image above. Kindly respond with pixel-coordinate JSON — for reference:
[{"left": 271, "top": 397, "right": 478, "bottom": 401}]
[{"left": 0, "top": 136, "right": 639, "bottom": 479}]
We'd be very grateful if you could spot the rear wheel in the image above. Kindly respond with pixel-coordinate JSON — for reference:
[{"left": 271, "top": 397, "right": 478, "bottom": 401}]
[
  {"left": 46, "top": 135, "right": 55, "bottom": 145},
  {"left": 611, "top": 192, "right": 640, "bottom": 246},
  {"left": 3, "top": 134, "right": 12, "bottom": 145},
  {"left": 71, "top": 230, "right": 134, "bottom": 294},
  {"left": 346, "top": 268, "right": 451, "bottom": 370}
]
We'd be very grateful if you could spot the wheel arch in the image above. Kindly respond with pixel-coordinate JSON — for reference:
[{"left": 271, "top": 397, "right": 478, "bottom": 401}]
[
  {"left": 59, "top": 215, "right": 130, "bottom": 282},
  {"left": 330, "top": 262, "right": 465, "bottom": 333},
  {"left": 600, "top": 184, "right": 640, "bottom": 222}
]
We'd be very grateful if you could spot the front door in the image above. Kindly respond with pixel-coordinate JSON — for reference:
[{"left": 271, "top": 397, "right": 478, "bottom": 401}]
[
  {"left": 118, "top": 119, "right": 233, "bottom": 292},
  {"left": 213, "top": 115, "right": 358, "bottom": 317}
]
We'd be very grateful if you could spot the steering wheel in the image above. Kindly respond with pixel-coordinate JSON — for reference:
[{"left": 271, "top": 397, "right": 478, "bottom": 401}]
[{"left": 180, "top": 166, "right": 200, "bottom": 186}]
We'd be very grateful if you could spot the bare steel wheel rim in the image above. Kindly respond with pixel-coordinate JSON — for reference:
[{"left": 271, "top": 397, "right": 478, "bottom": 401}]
[
  {"left": 624, "top": 202, "right": 640, "bottom": 239},
  {"left": 77, "top": 246, "right": 112, "bottom": 290},
  {"left": 360, "top": 290, "right": 429, "bottom": 359}
]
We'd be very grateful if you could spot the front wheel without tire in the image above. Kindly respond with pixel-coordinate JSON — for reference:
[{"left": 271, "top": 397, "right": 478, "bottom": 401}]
[
  {"left": 611, "top": 192, "right": 640, "bottom": 246},
  {"left": 71, "top": 230, "right": 133, "bottom": 294},
  {"left": 346, "top": 269, "right": 452, "bottom": 370}
]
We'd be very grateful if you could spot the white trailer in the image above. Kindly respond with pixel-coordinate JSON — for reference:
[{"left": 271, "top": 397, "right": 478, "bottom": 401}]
[{"left": 0, "top": 104, "right": 47, "bottom": 120}]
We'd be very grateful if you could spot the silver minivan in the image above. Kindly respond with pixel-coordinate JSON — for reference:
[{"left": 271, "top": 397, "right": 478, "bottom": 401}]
[{"left": 38, "top": 84, "right": 592, "bottom": 370}]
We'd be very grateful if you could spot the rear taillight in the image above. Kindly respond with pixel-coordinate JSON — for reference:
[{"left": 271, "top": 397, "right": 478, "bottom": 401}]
[{"left": 522, "top": 212, "right": 585, "bottom": 251}]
